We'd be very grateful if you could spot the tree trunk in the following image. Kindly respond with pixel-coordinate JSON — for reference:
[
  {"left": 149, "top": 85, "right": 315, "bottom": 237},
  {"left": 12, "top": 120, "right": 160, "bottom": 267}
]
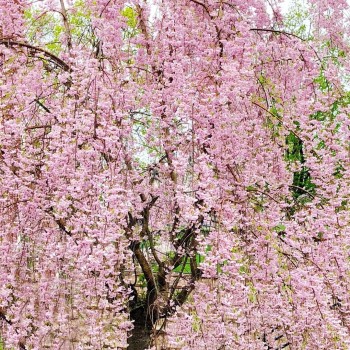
[{"left": 128, "top": 306, "right": 151, "bottom": 350}]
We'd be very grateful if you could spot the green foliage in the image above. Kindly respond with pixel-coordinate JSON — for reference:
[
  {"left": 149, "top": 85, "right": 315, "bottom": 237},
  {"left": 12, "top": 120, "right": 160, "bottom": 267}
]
[
  {"left": 121, "top": 6, "right": 138, "bottom": 29},
  {"left": 336, "top": 199, "right": 348, "bottom": 213},
  {"left": 166, "top": 252, "right": 204, "bottom": 274},
  {"left": 0, "top": 337, "right": 8, "bottom": 350},
  {"left": 121, "top": 6, "right": 139, "bottom": 39},
  {"left": 314, "top": 70, "right": 331, "bottom": 92},
  {"left": 191, "top": 312, "right": 202, "bottom": 332},
  {"left": 285, "top": 132, "right": 315, "bottom": 201},
  {"left": 273, "top": 224, "right": 286, "bottom": 234},
  {"left": 283, "top": 0, "right": 312, "bottom": 39},
  {"left": 24, "top": 0, "right": 94, "bottom": 54},
  {"left": 285, "top": 132, "right": 304, "bottom": 163},
  {"left": 333, "top": 162, "right": 345, "bottom": 179},
  {"left": 24, "top": 8, "right": 63, "bottom": 54},
  {"left": 310, "top": 92, "right": 350, "bottom": 183},
  {"left": 137, "top": 273, "right": 147, "bottom": 289},
  {"left": 292, "top": 168, "right": 315, "bottom": 199}
]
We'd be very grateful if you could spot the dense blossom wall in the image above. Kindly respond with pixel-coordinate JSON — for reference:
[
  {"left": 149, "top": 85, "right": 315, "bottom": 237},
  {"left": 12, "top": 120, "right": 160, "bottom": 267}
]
[{"left": 1, "top": 0, "right": 350, "bottom": 349}]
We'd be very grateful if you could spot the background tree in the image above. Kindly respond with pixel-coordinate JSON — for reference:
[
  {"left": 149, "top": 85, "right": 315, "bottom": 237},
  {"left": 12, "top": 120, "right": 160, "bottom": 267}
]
[{"left": 1, "top": 0, "right": 350, "bottom": 349}]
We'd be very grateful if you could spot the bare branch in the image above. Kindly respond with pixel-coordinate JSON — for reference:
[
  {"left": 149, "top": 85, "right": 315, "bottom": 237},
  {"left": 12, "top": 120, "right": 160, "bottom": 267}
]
[
  {"left": 0, "top": 38, "right": 71, "bottom": 72},
  {"left": 250, "top": 28, "right": 305, "bottom": 41}
]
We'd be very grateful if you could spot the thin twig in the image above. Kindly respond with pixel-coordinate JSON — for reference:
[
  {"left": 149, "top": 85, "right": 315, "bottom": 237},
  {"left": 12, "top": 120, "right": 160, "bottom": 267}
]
[
  {"left": 252, "top": 101, "right": 302, "bottom": 140},
  {"left": 250, "top": 28, "right": 306, "bottom": 41}
]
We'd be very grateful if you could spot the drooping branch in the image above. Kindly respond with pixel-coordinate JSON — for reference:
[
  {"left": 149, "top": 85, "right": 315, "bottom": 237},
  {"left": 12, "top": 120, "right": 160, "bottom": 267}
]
[
  {"left": 0, "top": 39, "right": 71, "bottom": 72},
  {"left": 251, "top": 100, "right": 302, "bottom": 140},
  {"left": 0, "top": 309, "right": 26, "bottom": 350},
  {"left": 0, "top": 308, "right": 12, "bottom": 325},
  {"left": 59, "top": 0, "right": 72, "bottom": 51},
  {"left": 188, "top": 0, "right": 212, "bottom": 19},
  {"left": 33, "top": 99, "right": 52, "bottom": 114},
  {"left": 135, "top": 4, "right": 151, "bottom": 55},
  {"left": 250, "top": 28, "right": 306, "bottom": 41}
]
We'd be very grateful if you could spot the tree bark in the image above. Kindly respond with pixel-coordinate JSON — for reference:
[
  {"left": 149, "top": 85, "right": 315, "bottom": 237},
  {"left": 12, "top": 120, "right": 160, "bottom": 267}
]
[{"left": 128, "top": 306, "right": 151, "bottom": 350}]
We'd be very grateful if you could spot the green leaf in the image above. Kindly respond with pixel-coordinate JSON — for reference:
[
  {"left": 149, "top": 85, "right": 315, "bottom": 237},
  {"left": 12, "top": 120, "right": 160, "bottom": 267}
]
[
  {"left": 121, "top": 6, "right": 138, "bottom": 29},
  {"left": 273, "top": 224, "right": 286, "bottom": 233}
]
